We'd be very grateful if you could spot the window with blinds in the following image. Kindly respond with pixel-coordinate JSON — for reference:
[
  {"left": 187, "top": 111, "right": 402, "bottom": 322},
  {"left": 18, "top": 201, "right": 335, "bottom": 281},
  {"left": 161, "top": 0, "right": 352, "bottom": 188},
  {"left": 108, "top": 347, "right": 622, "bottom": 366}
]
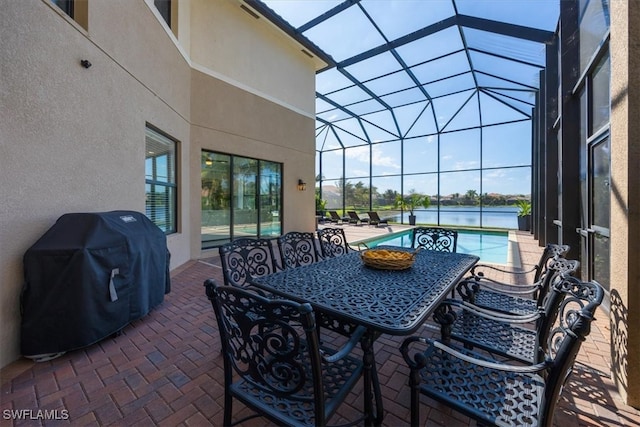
[{"left": 145, "top": 126, "right": 177, "bottom": 234}]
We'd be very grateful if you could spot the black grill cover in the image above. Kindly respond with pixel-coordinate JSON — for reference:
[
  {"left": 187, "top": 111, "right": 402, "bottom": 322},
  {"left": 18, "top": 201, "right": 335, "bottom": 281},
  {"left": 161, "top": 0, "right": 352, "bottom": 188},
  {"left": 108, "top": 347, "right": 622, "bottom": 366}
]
[{"left": 21, "top": 211, "right": 171, "bottom": 356}]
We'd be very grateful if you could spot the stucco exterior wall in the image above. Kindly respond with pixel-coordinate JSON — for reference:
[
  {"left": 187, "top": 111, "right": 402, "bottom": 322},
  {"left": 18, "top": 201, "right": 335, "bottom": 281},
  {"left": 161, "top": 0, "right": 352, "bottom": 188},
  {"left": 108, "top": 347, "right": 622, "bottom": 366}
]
[
  {"left": 190, "top": 70, "right": 316, "bottom": 258},
  {"left": 189, "top": 0, "right": 316, "bottom": 116},
  {"left": 0, "top": 0, "right": 317, "bottom": 368},
  {"left": 610, "top": 0, "right": 640, "bottom": 408}
]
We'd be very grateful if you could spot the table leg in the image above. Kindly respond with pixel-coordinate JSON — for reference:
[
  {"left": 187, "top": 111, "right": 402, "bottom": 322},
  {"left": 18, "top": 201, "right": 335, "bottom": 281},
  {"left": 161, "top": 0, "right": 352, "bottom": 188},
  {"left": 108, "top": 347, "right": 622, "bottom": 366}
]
[{"left": 361, "top": 330, "right": 383, "bottom": 427}]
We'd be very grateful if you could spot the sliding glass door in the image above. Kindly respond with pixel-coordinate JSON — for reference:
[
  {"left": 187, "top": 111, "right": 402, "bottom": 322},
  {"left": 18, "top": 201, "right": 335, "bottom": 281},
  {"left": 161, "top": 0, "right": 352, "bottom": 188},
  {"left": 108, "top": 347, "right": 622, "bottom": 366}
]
[{"left": 201, "top": 150, "right": 282, "bottom": 249}]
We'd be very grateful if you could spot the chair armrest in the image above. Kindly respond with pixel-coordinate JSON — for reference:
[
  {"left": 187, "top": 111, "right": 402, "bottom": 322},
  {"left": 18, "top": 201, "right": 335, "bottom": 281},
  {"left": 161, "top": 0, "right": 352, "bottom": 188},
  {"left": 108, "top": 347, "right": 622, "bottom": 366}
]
[
  {"left": 400, "top": 336, "right": 430, "bottom": 368},
  {"left": 428, "top": 340, "right": 551, "bottom": 373},
  {"left": 442, "top": 298, "right": 543, "bottom": 323},
  {"left": 320, "top": 325, "right": 367, "bottom": 363},
  {"left": 401, "top": 336, "right": 551, "bottom": 374},
  {"left": 458, "top": 277, "right": 542, "bottom": 297},
  {"left": 470, "top": 263, "right": 538, "bottom": 279},
  {"left": 203, "top": 278, "right": 219, "bottom": 299},
  {"left": 205, "top": 278, "right": 270, "bottom": 299}
]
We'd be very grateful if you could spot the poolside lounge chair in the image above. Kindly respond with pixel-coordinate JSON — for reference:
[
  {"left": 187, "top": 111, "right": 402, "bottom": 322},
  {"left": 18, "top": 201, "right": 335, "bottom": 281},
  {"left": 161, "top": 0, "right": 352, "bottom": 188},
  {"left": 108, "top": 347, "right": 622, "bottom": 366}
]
[
  {"left": 367, "top": 211, "right": 389, "bottom": 227},
  {"left": 347, "top": 211, "right": 369, "bottom": 226},
  {"left": 328, "top": 210, "right": 348, "bottom": 224}
]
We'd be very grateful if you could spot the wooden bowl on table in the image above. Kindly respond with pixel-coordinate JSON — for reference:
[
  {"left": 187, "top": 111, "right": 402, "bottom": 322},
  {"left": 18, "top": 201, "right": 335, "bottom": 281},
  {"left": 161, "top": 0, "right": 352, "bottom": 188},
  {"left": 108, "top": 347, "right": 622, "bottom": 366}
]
[{"left": 360, "top": 248, "right": 417, "bottom": 271}]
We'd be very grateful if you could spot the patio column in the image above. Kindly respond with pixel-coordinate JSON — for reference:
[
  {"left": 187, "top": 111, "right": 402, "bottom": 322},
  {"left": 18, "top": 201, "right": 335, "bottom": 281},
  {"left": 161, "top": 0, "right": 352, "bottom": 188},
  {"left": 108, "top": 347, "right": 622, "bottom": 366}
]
[
  {"left": 558, "top": 1, "right": 581, "bottom": 260},
  {"left": 609, "top": 0, "right": 640, "bottom": 409}
]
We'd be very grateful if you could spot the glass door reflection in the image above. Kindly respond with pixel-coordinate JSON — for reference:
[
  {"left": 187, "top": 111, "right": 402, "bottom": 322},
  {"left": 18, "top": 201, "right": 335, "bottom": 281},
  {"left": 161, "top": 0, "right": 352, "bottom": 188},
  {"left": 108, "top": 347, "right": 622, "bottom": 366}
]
[
  {"left": 233, "top": 157, "right": 259, "bottom": 238},
  {"left": 201, "top": 152, "right": 231, "bottom": 248}
]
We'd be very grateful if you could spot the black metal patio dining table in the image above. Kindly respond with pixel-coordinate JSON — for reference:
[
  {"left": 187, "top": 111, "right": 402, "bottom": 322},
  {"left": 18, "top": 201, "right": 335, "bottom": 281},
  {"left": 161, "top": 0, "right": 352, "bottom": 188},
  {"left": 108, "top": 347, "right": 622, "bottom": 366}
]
[{"left": 251, "top": 246, "right": 479, "bottom": 426}]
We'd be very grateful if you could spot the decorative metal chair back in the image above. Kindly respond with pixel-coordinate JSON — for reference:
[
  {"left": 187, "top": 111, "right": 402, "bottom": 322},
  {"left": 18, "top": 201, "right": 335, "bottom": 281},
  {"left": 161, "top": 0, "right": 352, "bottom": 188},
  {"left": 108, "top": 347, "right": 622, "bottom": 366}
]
[
  {"left": 317, "top": 227, "right": 350, "bottom": 258},
  {"left": 204, "top": 281, "right": 363, "bottom": 426},
  {"left": 538, "top": 277, "right": 604, "bottom": 425},
  {"left": 278, "top": 231, "right": 320, "bottom": 269},
  {"left": 532, "top": 257, "right": 579, "bottom": 305},
  {"left": 218, "top": 238, "right": 278, "bottom": 288},
  {"left": 411, "top": 227, "right": 458, "bottom": 252},
  {"left": 532, "top": 243, "right": 570, "bottom": 283},
  {"left": 527, "top": 258, "right": 581, "bottom": 362}
]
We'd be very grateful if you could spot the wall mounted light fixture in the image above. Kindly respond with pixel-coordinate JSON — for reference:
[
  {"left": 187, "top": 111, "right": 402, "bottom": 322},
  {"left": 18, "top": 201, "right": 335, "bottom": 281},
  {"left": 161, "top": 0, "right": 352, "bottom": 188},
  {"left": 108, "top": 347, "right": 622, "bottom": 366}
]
[
  {"left": 297, "top": 179, "right": 307, "bottom": 191},
  {"left": 205, "top": 156, "right": 213, "bottom": 166}
]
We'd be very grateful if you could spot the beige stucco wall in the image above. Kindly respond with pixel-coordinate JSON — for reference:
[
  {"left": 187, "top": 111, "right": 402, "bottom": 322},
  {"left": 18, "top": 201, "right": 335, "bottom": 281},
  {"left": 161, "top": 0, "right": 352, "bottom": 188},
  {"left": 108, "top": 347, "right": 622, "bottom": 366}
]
[
  {"left": 610, "top": 0, "right": 640, "bottom": 408},
  {"left": 0, "top": 0, "right": 317, "bottom": 368},
  {"left": 189, "top": 0, "right": 316, "bottom": 116},
  {"left": 190, "top": 69, "right": 316, "bottom": 258},
  {"left": 0, "top": 0, "right": 192, "bottom": 368}
]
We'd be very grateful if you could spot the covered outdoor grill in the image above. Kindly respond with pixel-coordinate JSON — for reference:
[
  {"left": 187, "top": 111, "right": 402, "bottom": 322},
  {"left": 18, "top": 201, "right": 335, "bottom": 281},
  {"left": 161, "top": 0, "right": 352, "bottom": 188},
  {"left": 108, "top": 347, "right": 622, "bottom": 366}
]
[{"left": 21, "top": 210, "right": 171, "bottom": 359}]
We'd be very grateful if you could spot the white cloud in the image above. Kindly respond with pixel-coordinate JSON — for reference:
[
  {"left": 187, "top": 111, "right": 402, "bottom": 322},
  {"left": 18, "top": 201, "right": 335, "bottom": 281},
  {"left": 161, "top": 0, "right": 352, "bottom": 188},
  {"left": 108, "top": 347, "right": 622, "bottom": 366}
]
[
  {"left": 340, "top": 145, "right": 400, "bottom": 169},
  {"left": 453, "top": 160, "right": 479, "bottom": 170},
  {"left": 484, "top": 170, "right": 508, "bottom": 180}
]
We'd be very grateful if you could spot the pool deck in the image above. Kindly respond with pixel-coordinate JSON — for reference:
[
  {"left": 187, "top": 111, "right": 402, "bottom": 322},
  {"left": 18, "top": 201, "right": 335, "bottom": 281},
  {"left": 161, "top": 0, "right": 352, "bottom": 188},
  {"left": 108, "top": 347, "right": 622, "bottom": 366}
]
[{"left": 1, "top": 225, "right": 638, "bottom": 426}]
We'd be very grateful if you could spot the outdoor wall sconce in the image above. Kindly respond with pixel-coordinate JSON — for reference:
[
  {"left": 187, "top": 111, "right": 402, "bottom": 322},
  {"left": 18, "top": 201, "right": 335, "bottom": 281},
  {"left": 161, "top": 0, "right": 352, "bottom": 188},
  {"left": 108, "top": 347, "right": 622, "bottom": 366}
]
[{"left": 297, "top": 179, "right": 307, "bottom": 191}]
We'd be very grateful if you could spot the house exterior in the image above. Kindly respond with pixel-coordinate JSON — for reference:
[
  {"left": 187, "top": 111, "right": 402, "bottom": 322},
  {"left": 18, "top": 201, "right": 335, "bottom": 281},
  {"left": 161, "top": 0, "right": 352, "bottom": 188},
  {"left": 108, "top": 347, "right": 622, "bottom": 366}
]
[
  {"left": 1, "top": 0, "right": 322, "bottom": 368},
  {"left": 1, "top": 0, "right": 638, "bottom": 410}
]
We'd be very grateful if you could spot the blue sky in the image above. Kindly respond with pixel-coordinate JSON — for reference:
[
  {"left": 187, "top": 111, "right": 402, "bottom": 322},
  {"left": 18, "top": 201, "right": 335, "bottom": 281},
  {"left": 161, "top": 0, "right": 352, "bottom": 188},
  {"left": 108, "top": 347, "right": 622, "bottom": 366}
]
[{"left": 262, "top": 0, "right": 559, "bottom": 196}]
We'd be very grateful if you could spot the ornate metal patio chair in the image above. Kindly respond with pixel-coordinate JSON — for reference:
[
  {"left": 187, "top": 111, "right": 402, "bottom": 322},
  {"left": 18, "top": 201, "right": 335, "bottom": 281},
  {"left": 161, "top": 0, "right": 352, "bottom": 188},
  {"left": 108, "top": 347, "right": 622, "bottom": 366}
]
[
  {"left": 277, "top": 231, "right": 321, "bottom": 269},
  {"left": 367, "top": 211, "right": 389, "bottom": 227},
  {"left": 347, "top": 211, "right": 369, "bottom": 226},
  {"left": 411, "top": 227, "right": 458, "bottom": 252},
  {"left": 401, "top": 277, "right": 604, "bottom": 427},
  {"left": 204, "top": 281, "right": 365, "bottom": 427},
  {"left": 433, "top": 259, "right": 580, "bottom": 364},
  {"left": 317, "top": 227, "right": 361, "bottom": 258},
  {"left": 457, "top": 244, "right": 571, "bottom": 316},
  {"left": 218, "top": 237, "right": 280, "bottom": 288}
]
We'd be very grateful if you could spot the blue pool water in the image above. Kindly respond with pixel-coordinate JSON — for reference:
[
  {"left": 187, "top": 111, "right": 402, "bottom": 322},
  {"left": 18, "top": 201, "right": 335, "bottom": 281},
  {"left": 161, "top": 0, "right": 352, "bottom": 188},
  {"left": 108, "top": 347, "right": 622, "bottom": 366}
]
[{"left": 361, "top": 229, "right": 509, "bottom": 264}]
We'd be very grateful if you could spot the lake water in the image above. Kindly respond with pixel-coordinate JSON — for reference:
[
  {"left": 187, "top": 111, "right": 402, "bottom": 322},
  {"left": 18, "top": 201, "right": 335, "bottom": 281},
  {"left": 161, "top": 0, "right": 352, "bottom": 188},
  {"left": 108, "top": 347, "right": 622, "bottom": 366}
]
[{"left": 385, "top": 206, "right": 519, "bottom": 229}]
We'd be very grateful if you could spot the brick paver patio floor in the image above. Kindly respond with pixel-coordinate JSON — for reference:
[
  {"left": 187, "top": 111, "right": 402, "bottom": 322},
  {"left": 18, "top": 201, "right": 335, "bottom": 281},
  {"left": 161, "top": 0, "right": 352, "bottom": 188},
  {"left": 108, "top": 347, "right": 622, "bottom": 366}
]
[{"left": 1, "top": 228, "right": 638, "bottom": 426}]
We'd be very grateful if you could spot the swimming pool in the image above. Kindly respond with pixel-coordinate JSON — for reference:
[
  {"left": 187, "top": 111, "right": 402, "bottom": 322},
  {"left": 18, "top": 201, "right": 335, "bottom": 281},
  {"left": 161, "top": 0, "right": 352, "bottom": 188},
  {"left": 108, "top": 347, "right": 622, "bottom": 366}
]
[{"left": 360, "top": 229, "right": 510, "bottom": 264}]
